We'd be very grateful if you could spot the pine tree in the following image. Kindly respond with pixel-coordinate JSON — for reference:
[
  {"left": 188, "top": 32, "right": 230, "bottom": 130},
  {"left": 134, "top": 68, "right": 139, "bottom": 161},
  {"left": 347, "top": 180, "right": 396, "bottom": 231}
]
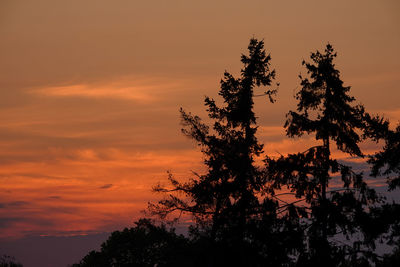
[
  {"left": 149, "top": 39, "right": 299, "bottom": 265},
  {"left": 266, "top": 44, "right": 385, "bottom": 266},
  {"left": 369, "top": 123, "right": 400, "bottom": 265}
]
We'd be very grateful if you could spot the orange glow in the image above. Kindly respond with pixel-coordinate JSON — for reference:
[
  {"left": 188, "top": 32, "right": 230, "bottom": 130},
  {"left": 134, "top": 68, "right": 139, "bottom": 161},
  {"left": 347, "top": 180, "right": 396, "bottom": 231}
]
[
  {"left": 0, "top": 0, "right": 399, "bottom": 242},
  {"left": 0, "top": 148, "right": 204, "bottom": 238}
]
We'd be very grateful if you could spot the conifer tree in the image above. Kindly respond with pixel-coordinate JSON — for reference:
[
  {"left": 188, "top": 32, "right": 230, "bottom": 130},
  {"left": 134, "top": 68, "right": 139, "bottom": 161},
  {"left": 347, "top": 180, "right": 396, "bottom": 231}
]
[
  {"left": 368, "top": 123, "right": 400, "bottom": 265},
  {"left": 266, "top": 44, "right": 385, "bottom": 266},
  {"left": 149, "top": 39, "right": 299, "bottom": 265}
]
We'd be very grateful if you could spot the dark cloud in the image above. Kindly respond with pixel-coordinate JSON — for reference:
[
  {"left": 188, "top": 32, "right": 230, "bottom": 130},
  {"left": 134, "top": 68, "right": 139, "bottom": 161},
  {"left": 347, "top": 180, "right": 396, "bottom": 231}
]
[
  {"left": 0, "top": 217, "right": 23, "bottom": 229},
  {"left": 7, "top": 201, "right": 29, "bottom": 207},
  {"left": 0, "top": 201, "right": 29, "bottom": 209},
  {"left": 99, "top": 184, "right": 113, "bottom": 189},
  {"left": 337, "top": 159, "right": 371, "bottom": 173}
]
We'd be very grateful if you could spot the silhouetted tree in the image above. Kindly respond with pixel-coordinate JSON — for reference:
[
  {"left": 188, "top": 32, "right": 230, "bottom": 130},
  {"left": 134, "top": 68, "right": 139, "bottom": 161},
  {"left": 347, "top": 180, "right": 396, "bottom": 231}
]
[
  {"left": 0, "top": 255, "right": 23, "bottom": 267},
  {"left": 370, "top": 123, "right": 400, "bottom": 190},
  {"left": 149, "top": 38, "right": 301, "bottom": 265},
  {"left": 363, "top": 203, "right": 400, "bottom": 266},
  {"left": 266, "top": 44, "right": 387, "bottom": 266},
  {"left": 72, "top": 40, "right": 400, "bottom": 266},
  {"left": 379, "top": 246, "right": 400, "bottom": 267},
  {"left": 367, "top": 123, "right": 400, "bottom": 265},
  {"left": 71, "top": 219, "right": 193, "bottom": 267}
]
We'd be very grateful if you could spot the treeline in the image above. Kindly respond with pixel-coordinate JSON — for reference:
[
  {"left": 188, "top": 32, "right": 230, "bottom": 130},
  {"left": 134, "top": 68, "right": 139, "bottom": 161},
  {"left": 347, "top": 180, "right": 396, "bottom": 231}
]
[
  {"left": 73, "top": 38, "right": 400, "bottom": 267},
  {"left": 0, "top": 255, "right": 23, "bottom": 267}
]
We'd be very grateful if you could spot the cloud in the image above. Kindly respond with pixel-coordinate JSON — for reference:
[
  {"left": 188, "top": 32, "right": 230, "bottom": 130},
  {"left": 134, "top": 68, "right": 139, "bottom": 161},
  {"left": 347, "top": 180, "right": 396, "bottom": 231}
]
[
  {"left": 0, "top": 217, "right": 24, "bottom": 229},
  {"left": 32, "top": 84, "right": 157, "bottom": 102},
  {"left": 0, "top": 0, "right": 399, "bottom": 243},
  {"left": 0, "top": 147, "right": 204, "bottom": 238},
  {"left": 7, "top": 201, "right": 29, "bottom": 207},
  {"left": 99, "top": 184, "right": 113, "bottom": 189}
]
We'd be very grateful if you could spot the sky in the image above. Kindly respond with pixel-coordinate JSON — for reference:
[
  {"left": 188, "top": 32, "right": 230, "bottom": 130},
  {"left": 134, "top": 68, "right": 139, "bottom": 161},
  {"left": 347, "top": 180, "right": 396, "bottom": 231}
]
[{"left": 0, "top": 1, "right": 399, "bottom": 266}]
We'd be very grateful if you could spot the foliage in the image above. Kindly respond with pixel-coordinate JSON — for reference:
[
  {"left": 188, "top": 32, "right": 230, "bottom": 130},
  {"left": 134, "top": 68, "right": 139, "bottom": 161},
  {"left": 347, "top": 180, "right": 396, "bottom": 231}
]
[
  {"left": 370, "top": 123, "right": 400, "bottom": 190},
  {"left": 0, "top": 255, "right": 23, "bottom": 267},
  {"left": 71, "top": 219, "right": 193, "bottom": 267},
  {"left": 148, "top": 38, "right": 303, "bottom": 265},
  {"left": 369, "top": 123, "right": 400, "bottom": 265},
  {"left": 74, "top": 39, "right": 400, "bottom": 266},
  {"left": 265, "top": 44, "right": 388, "bottom": 266}
]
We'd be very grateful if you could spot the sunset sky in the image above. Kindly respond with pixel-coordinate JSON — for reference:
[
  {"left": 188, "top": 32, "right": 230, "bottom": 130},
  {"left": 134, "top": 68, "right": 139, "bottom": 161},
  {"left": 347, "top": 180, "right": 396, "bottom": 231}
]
[{"left": 0, "top": 1, "right": 399, "bottom": 266}]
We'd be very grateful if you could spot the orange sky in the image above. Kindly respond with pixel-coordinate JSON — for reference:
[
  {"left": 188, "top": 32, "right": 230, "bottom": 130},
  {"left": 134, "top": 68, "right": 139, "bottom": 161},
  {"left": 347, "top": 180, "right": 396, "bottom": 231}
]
[{"left": 0, "top": 0, "right": 400, "bottom": 239}]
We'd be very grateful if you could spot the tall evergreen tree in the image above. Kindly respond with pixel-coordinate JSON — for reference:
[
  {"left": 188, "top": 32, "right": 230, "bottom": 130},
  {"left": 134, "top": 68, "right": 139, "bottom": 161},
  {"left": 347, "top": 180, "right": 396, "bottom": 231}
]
[
  {"left": 149, "top": 39, "right": 299, "bottom": 265},
  {"left": 266, "top": 44, "right": 385, "bottom": 266},
  {"left": 368, "top": 123, "right": 400, "bottom": 265}
]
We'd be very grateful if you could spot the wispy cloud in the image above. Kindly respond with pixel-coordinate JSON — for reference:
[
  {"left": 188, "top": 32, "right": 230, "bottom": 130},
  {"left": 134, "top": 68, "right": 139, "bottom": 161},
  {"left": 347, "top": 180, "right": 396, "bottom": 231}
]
[
  {"left": 33, "top": 84, "right": 155, "bottom": 102},
  {"left": 0, "top": 147, "right": 204, "bottom": 238},
  {"left": 29, "top": 76, "right": 186, "bottom": 103}
]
